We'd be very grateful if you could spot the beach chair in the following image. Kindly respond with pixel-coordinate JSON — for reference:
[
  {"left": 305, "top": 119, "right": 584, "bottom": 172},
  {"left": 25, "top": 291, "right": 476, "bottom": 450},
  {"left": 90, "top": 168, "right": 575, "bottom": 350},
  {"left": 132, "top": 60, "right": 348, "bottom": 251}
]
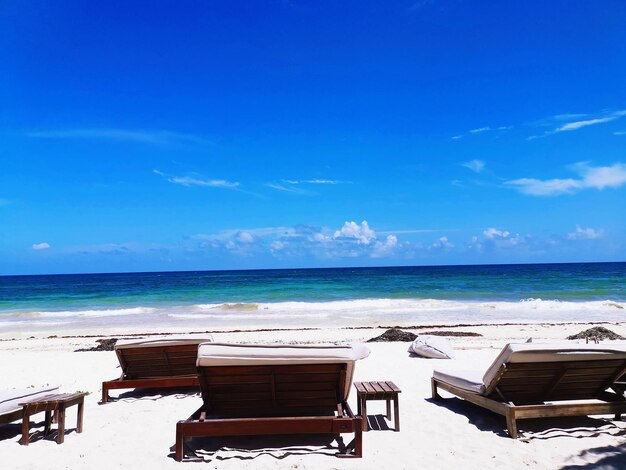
[
  {"left": 1, "top": 386, "right": 60, "bottom": 442},
  {"left": 101, "top": 337, "right": 212, "bottom": 404},
  {"left": 431, "top": 343, "right": 626, "bottom": 438},
  {"left": 175, "top": 342, "right": 370, "bottom": 461},
  {"left": 1, "top": 386, "right": 60, "bottom": 427}
]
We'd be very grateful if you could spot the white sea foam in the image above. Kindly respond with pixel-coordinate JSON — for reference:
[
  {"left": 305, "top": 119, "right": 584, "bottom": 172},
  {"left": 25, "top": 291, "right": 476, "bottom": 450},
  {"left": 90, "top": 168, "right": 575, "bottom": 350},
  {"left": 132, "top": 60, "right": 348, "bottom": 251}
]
[
  {"left": 2, "top": 298, "right": 625, "bottom": 331},
  {"left": 7, "top": 306, "right": 157, "bottom": 319},
  {"left": 171, "top": 298, "right": 626, "bottom": 323}
]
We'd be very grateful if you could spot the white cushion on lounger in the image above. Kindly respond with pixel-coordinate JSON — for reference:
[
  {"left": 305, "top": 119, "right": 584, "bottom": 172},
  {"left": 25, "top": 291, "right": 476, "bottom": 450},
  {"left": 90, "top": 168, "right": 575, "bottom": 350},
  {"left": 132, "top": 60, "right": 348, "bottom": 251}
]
[
  {"left": 115, "top": 336, "right": 213, "bottom": 350},
  {"left": 432, "top": 369, "right": 485, "bottom": 394},
  {"left": 433, "top": 343, "right": 626, "bottom": 396},
  {"left": 482, "top": 343, "right": 626, "bottom": 391},
  {"left": 197, "top": 343, "right": 371, "bottom": 400},
  {"left": 0, "top": 386, "right": 60, "bottom": 416}
]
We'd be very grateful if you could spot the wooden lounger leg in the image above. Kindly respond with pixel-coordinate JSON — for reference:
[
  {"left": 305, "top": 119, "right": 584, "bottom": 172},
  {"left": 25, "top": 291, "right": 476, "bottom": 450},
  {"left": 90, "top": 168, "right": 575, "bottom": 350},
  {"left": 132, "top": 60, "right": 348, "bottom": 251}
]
[
  {"left": 505, "top": 408, "right": 518, "bottom": 439},
  {"left": 57, "top": 403, "right": 66, "bottom": 444},
  {"left": 354, "top": 417, "right": 363, "bottom": 457},
  {"left": 20, "top": 408, "right": 31, "bottom": 445},
  {"left": 77, "top": 398, "right": 84, "bottom": 433},
  {"left": 394, "top": 395, "right": 400, "bottom": 432},
  {"left": 44, "top": 410, "right": 52, "bottom": 435},
  {"left": 337, "top": 417, "right": 363, "bottom": 458},
  {"left": 431, "top": 378, "right": 441, "bottom": 400},
  {"left": 361, "top": 397, "right": 368, "bottom": 431},
  {"left": 101, "top": 383, "right": 109, "bottom": 404},
  {"left": 175, "top": 421, "right": 185, "bottom": 462}
]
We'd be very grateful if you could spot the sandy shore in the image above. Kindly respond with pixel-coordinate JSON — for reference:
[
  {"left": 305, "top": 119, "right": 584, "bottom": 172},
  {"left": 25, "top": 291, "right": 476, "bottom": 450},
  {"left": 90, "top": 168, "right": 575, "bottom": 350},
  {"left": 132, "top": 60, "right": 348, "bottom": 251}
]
[{"left": 2, "top": 322, "right": 626, "bottom": 469}]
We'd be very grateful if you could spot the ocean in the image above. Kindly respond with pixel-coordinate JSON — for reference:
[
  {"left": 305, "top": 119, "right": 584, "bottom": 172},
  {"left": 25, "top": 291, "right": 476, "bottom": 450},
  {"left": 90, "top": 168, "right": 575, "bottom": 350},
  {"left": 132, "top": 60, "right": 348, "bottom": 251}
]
[{"left": 0, "top": 263, "right": 624, "bottom": 334}]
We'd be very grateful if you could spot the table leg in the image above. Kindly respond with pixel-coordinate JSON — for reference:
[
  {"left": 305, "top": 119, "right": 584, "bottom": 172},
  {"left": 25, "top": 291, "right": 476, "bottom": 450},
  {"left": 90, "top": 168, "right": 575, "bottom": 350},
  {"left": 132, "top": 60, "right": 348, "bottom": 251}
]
[
  {"left": 57, "top": 404, "right": 66, "bottom": 444},
  {"left": 393, "top": 395, "right": 400, "bottom": 432},
  {"left": 20, "top": 408, "right": 31, "bottom": 445},
  {"left": 77, "top": 398, "right": 84, "bottom": 433},
  {"left": 361, "top": 398, "right": 368, "bottom": 432},
  {"left": 44, "top": 410, "right": 52, "bottom": 435},
  {"left": 386, "top": 398, "right": 391, "bottom": 420}
]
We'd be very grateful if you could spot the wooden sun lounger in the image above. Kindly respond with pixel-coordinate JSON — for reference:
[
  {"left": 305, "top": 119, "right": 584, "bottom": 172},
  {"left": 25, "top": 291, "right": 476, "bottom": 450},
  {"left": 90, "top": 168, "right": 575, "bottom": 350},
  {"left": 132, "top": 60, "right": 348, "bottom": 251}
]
[
  {"left": 431, "top": 343, "right": 626, "bottom": 438},
  {"left": 1, "top": 386, "right": 60, "bottom": 440},
  {"left": 175, "top": 343, "right": 370, "bottom": 461},
  {"left": 101, "top": 338, "right": 211, "bottom": 404}
]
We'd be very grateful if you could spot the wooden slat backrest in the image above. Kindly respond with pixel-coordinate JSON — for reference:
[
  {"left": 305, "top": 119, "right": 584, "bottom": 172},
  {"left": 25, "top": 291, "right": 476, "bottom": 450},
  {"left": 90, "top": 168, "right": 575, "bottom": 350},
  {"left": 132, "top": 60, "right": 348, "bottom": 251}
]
[
  {"left": 489, "top": 358, "right": 626, "bottom": 404},
  {"left": 118, "top": 344, "right": 200, "bottom": 379},
  {"left": 198, "top": 363, "right": 346, "bottom": 416}
]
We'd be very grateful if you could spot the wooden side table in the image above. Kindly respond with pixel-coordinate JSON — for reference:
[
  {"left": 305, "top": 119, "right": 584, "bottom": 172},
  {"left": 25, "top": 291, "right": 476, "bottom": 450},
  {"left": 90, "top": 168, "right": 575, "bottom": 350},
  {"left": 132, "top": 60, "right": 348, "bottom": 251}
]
[
  {"left": 19, "top": 392, "right": 87, "bottom": 445},
  {"left": 354, "top": 381, "right": 401, "bottom": 432}
]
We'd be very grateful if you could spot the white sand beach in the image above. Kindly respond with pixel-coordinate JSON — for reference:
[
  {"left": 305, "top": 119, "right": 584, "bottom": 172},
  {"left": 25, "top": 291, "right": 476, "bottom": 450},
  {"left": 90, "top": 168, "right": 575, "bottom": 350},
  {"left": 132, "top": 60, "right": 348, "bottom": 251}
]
[{"left": 2, "top": 322, "right": 626, "bottom": 469}]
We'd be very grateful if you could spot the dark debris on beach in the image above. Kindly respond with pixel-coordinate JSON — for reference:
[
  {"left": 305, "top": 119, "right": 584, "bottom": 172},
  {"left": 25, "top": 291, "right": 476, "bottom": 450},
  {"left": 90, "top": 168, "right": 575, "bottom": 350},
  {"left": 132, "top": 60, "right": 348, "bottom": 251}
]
[
  {"left": 567, "top": 326, "right": 625, "bottom": 341},
  {"left": 421, "top": 330, "right": 482, "bottom": 337},
  {"left": 368, "top": 328, "right": 417, "bottom": 342},
  {"left": 74, "top": 338, "right": 118, "bottom": 352},
  {"left": 367, "top": 327, "right": 482, "bottom": 342}
]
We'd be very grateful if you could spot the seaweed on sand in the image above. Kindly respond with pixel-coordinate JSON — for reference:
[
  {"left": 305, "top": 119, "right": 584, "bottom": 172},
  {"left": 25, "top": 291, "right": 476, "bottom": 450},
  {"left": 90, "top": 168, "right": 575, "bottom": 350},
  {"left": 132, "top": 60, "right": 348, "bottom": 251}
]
[{"left": 567, "top": 326, "right": 625, "bottom": 341}]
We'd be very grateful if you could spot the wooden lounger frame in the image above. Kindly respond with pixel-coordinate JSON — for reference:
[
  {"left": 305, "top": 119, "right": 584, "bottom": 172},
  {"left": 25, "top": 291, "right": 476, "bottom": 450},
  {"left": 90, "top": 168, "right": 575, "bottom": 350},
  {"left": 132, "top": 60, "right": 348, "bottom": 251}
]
[
  {"left": 175, "top": 363, "right": 363, "bottom": 461},
  {"left": 432, "top": 357, "right": 626, "bottom": 438},
  {"left": 0, "top": 409, "right": 23, "bottom": 426},
  {"left": 101, "top": 343, "right": 201, "bottom": 404}
]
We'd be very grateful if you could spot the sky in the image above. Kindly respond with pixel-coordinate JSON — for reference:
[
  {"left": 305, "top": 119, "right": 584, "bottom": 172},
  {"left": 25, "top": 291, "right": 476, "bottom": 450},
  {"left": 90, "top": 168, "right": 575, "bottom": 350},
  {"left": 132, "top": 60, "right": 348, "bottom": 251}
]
[{"left": 1, "top": 0, "right": 626, "bottom": 275}]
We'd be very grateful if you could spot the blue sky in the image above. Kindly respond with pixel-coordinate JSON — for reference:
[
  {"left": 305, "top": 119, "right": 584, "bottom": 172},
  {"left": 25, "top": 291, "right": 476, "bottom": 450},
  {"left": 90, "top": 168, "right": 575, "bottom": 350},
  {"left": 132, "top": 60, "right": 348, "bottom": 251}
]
[{"left": 1, "top": 0, "right": 626, "bottom": 275}]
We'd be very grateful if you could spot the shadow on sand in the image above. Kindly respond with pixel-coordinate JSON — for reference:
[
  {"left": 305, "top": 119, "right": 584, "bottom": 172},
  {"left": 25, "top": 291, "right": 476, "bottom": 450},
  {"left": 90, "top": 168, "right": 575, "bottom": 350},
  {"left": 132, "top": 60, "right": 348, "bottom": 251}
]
[
  {"left": 104, "top": 386, "right": 200, "bottom": 403},
  {"left": 427, "top": 396, "right": 626, "bottom": 441},
  {"left": 0, "top": 419, "right": 77, "bottom": 444},
  {"left": 560, "top": 443, "right": 626, "bottom": 469},
  {"left": 169, "top": 433, "right": 354, "bottom": 462}
]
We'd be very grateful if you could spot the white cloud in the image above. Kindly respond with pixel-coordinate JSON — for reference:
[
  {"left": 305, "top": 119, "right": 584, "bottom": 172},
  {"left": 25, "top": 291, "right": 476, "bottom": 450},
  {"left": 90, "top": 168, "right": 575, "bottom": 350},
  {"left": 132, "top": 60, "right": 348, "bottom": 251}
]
[
  {"left": 270, "top": 240, "right": 285, "bottom": 251},
  {"left": 469, "top": 127, "right": 492, "bottom": 134},
  {"left": 556, "top": 116, "right": 618, "bottom": 132},
  {"left": 429, "top": 236, "right": 455, "bottom": 251},
  {"left": 154, "top": 170, "right": 239, "bottom": 189},
  {"left": 193, "top": 221, "right": 403, "bottom": 259},
  {"left": 553, "top": 113, "right": 590, "bottom": 121},
  {"left": 461, "top": 159, "right": 486, "bottom": 173},
  {"left": 237, "top": 231, "right": 255, "bottom": 244},
  {"left": 266, "top": 183, "right": 309, "bottom": 194},
  {"left": 567, "top": 225, "right": 604, "bottom": 240},
  {"left": 506, "top": 162, "right": 626, "bottom": 196},
  {"left": 27, "top": 128, "right": 211, "bottom": 145},
  {"left": 168, "top": 176, "right": 240, "bottom": 189},
  {"left": 452, "top": 125, "right": 511, "bottom": 140},
  {"left": 505, "top": 177, "right": 581, "bottom": 196},
  {"left": 470, "top": 228, "right": 526, "bottom": 250},
  {"left": 483, "top": 228, "right": 510, "bottom": 239},
  {"left": 32, "top": 242, "right": 50, "bottom": 250},
  {"left": 614, "top": 131, "right": 626, "bottom": 136},
  {"left": 311, "top": 232, "right": 332, "bottom": 243},
  {"left": 372, "top": 235, "right": 398, "bottom": 258},
  {"left": 577, "top": 162, "right": 626, "bottom": 189},
  {"left": 530, "top": 110, "right": 626, "bottom": 139},
  {"left": 333, "top": 221, "right": 377, "bottom": 245},
  {"left": 282, "top": 179, "right": 342, "bottom": 185},
  {"left": 431, "top": 236, "right": 454, "bottom": 250}
]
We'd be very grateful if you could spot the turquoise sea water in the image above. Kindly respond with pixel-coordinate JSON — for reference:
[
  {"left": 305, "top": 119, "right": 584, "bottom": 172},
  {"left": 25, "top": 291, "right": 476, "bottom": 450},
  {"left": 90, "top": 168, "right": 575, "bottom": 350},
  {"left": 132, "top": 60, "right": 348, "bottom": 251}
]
[{"left": 0, "top": 263, "right": 624, "bottom": 333}]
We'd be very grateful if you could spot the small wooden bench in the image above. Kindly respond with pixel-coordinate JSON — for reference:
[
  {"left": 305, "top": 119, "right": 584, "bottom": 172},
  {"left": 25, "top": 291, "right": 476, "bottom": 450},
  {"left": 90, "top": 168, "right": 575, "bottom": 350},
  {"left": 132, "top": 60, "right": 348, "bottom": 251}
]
[
  {"left": 354, "top": 381, "right": 401, "bottom": 432},
  {"left": 19, "top": 392, "right": 86, "bottom": 445}
]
